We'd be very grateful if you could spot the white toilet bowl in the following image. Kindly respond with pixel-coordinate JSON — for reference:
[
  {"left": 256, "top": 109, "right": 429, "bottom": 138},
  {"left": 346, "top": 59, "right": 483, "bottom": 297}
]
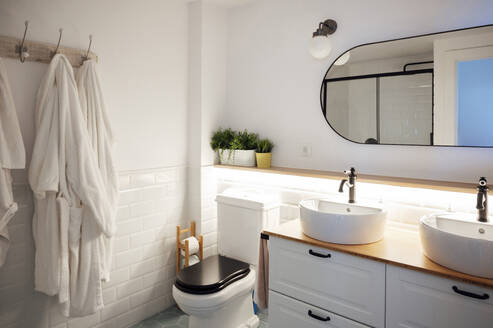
[
  {"left": 172, "top": 255, "right": 259, "bottom": 328},
  {"left": 172, "top": 188, "right": 280, "bottom": 328}
]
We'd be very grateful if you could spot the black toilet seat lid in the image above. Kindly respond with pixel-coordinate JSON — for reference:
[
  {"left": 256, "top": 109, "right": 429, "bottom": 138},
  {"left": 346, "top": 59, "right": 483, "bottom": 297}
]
[{"left": 175, "top": 255, "right": 250, "bottom": 295}]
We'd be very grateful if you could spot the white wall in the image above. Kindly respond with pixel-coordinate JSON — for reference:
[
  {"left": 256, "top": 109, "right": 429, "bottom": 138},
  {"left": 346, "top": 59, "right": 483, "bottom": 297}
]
[
  {"left": 0, "top": 0, "right": 190, "bottom": 327},
  {"left": 187, "top": 1, "right": 228, "bottom": 259},
  {"left": 224, "top": 0, "right": 493, "bottom": 183},
  {"left": 202, "top": 3, "right": 229, "bottom": 166},
  {"left": 187, "top": 0, "right": 228, "bottom": 169},
  {"left": 0, "top": 0, "right": 189, "bottom": 171}
]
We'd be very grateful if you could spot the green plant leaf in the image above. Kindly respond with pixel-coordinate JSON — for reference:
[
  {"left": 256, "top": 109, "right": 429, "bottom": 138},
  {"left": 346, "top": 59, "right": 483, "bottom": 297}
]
[
  {"left": 210, "top": 128, "right": 235, "bottom": 150},
  {"left": 256, "top": 138, "right": 274, "bottom": 153},
  {"left": 211, "top": 128, "right": 261, "bottom": 153}
]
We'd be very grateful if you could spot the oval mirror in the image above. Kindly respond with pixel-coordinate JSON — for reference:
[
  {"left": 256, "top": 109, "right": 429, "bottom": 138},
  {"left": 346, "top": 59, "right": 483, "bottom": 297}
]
[{"left": 321, "top": 25, "right": 493, "bottom": 147}]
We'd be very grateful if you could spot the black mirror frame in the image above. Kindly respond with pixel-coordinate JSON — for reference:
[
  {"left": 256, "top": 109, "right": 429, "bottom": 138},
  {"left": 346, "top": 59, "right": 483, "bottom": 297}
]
[{"left": 319, "top": 23, "right": 493, "bottom": 148}]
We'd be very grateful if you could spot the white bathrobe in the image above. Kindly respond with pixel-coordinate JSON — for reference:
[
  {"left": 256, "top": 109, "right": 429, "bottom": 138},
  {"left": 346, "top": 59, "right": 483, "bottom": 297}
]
[
  {"left": 29, "top": 54, "right": 116, "bottom": 317},
  {"left": 76, "top": 59, "right": 118, "bottom": 282},
  {"left": 0, "top": 58, "right": 26, "bottom": 267}
]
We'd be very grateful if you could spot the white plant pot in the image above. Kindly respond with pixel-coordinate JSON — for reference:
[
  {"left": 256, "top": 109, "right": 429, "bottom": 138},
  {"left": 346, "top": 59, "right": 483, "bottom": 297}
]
[{"left": 218, "top": 149, "right": 256, "bottom": 167}]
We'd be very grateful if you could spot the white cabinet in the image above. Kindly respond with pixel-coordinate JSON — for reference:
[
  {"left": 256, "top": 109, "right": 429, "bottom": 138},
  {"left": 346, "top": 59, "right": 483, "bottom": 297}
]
[
  {"left": 269, "top": 290, "right": 370, "bottom": 328},
  {"left": 386, "top": 265, "right": 493, "bottom": 328},
  {"left": 269, "top": 237, "right": 386, "bottom": 328},
  {"left": 268, "top": 236, "right": 493, "bottom": 328}
]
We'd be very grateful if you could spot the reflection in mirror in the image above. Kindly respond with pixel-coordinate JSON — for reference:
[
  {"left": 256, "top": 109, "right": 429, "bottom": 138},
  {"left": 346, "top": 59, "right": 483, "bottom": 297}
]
[{"left": 321, "top": 25, "right": 493, "bottom": 147}]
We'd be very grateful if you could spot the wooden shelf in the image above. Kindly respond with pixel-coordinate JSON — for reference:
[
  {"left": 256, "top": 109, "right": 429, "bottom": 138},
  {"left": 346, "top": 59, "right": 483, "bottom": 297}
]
[{"left": 214, "top": 164, "right": 476, "bottom": 194}]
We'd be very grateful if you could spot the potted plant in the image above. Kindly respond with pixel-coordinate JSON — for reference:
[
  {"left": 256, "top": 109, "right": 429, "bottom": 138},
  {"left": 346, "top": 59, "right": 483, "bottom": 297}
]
[
  {"left": 210, "top": 128, "right": 258, "bottom": 167},
  {"left": 256, "top": 138, "right": 274, "bottom": 169},
  {"left": 210, "top": 127, "right": 235, "bottom": 161}
]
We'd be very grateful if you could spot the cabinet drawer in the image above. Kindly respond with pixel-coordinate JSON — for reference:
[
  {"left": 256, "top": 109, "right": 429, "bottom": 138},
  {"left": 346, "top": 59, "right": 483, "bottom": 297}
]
[
  {"left": 269, "top": 290, "right": 370, "bottom": 328},
  {"left": 386, "top": 265, "right": 493, "bottom": 328},
  {"left": 269, "top": 237, "right": 385, "bottom": 328}
]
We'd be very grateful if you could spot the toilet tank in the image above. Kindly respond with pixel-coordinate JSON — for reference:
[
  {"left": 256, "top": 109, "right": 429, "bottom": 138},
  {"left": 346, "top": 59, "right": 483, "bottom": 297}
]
[{"left": 216, "top": 188, "right": 280, "bottom": 266}]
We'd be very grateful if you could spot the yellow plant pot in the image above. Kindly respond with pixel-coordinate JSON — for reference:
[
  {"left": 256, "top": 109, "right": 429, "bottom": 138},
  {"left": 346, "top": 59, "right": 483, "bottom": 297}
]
[{"left": 256, "top": 153, "right": 272, "bottom": 169}]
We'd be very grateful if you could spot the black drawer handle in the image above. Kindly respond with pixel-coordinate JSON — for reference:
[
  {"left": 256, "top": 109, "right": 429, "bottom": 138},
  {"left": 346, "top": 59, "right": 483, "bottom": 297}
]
[
  {"left": 309, "top": 249, "right": 331, "bottom": 258},
  {"left": 452, "top": 286, "right": 490, "bottom": 300},
  {"left": 308, "top": 310, "right": 330, "bottom": 322}
]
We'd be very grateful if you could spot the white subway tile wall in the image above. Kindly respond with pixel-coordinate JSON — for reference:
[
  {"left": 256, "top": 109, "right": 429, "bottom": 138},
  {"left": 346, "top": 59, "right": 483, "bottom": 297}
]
[
  {"left": 3, "top": 164, "right": 478, "bottom": 328},
  {"left": 215, "top": 168, "right": 480, "bottom": 226},
  {"left": 201, "top": 166, "right": 219, "bottom": 259},
  {"left": 0, "top": 167, "right": 188, "bottom": 328},
  {"left": 188, "top": 166, "right": 219, "bottom": 261}
]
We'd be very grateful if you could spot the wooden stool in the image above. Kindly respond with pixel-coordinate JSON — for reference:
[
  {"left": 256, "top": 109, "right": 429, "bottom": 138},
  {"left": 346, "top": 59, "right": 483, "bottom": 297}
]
[{"left": 176, "top": 221, "right": 203, "bottom": 273}]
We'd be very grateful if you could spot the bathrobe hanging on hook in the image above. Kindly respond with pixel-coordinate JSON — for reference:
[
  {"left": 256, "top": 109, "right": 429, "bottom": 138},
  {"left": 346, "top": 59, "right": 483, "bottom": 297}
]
[
  {"left": 29, "top": 54, "right": 116, "bottom": 316},
  {"left": 0, "top": 58, "right": 26, "bottom": 267},
  {"left": 77, "top": 59, "right": 119, "bottom": 283}
]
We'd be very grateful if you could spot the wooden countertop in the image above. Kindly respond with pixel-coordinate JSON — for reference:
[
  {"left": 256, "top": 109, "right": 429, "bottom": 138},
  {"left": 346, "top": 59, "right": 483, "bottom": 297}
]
[{"left": 263, "top": 219, "right": 493, "bottom": 288}]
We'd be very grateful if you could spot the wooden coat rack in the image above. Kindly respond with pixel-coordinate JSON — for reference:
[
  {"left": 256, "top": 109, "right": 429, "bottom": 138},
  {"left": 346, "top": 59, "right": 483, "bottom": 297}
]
[{"left": 0, "top": 22, "right": 98, "bottom": 68}]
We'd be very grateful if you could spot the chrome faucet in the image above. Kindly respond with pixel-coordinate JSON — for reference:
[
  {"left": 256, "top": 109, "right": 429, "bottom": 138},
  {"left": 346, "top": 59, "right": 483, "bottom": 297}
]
[
  {"left": 339, "top": 167, "right": 356, "bottom": 203},
  {"left": 477, "top": 177, "right": 489, "bottom": 222}
]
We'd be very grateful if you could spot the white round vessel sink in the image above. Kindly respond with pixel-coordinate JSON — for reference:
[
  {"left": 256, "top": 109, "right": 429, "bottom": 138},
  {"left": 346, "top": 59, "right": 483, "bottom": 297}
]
[
  {"left": 420, "top": 214, "right": 493, "bottom": 279},
  {"left": 299, "top": 199, "right": 387, "bottom": 244}
]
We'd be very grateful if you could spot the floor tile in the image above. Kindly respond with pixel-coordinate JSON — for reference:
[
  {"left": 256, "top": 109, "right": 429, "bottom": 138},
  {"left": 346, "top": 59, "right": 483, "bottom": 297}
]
[{"left": 131, "top": 305, "right": 268, "bottom": 328}]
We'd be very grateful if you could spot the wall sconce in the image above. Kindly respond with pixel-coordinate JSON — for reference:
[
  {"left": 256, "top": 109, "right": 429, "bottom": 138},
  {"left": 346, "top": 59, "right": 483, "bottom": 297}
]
[{"left": 309, "top": 19, "right": 337, "bottom": 60}]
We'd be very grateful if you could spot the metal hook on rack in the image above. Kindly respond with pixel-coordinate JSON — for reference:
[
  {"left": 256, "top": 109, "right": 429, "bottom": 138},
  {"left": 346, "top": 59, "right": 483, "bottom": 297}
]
[
  {"left": 16, "top": 21, "right": 30, "bottom": 63},
  {"left": 82, "top": 34, "right": 93, "bottom": 62},
  {"left": 51, "top": 28, "right": 63, "bottom": 58}
]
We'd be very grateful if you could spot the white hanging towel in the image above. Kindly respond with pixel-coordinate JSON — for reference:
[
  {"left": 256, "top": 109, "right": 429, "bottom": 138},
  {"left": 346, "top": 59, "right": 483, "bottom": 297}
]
[
  {"left": 0, "top": 58, "right": 26, "bottom": 267},
  {"left": 29, "top": 54, "right": 116, "bottom": 317},
  {"left": 76, "top": 59, "right": 118, "bottom": 282}
]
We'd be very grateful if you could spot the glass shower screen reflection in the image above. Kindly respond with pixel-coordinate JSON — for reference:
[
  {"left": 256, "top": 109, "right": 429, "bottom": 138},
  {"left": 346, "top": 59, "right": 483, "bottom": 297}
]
[
  {"left": 324, "top": 73, "right": 433, "bottom": 145},
  {"left": 379, "top": 73, "right": 433, "bottom": 145},
  {"left": 325, "top": 78, "right": 377, "bottom": 144}
]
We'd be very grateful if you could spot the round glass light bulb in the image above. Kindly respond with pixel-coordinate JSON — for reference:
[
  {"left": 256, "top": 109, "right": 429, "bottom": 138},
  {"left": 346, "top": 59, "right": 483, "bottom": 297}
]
[
  {"left": 334, "top": 51, "right": 350, "bottom": 66},
  {"left": 309, "top": 35, "right": 332, "bottom": 60}
]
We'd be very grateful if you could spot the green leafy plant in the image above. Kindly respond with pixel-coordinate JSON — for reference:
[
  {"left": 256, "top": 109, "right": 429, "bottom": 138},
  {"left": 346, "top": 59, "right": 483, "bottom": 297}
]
[
  {"left": 231, "top": 130, "right": 258, "bottom": 151},
  {"left": 210, "top": 128, "right": 258, "bottom": 151},
  {"left": 211, "top": 128, "right": 259, "bottom": 161},
  {"left": 210, "top": 128, "right": 235, "bottom": 151},
  {"left": 256, "top": 138, "right": 274, "bottom": 153}
]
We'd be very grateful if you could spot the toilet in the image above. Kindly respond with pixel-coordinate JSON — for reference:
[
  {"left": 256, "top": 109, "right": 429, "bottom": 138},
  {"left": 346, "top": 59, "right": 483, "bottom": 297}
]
[{"left": 173, "top": 188, "right": 280, "bottom": 328}]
